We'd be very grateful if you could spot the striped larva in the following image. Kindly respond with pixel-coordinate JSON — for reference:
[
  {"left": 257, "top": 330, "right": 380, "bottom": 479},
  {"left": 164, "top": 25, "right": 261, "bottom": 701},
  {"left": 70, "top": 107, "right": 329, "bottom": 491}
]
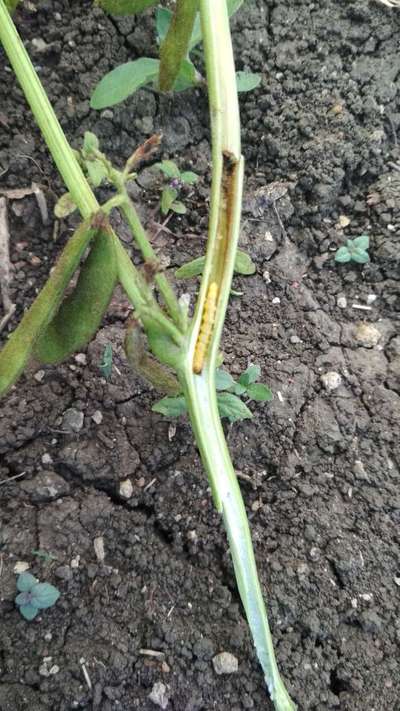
[{"left": 193, "top": 281, "right": 219, "bottom": 374}]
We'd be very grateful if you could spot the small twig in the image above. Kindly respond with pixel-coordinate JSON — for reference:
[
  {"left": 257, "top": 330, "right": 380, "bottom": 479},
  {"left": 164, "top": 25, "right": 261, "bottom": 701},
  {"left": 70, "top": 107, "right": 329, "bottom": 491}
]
[
  {"left": 0, "top": 471, "right": 26, "bottom": 486},
  {"left": 0, "top": 197, "right": 16, "bottom": 333}
]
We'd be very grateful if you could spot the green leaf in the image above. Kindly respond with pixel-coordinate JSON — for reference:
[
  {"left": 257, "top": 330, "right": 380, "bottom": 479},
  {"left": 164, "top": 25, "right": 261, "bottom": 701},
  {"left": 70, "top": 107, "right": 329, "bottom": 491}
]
[
  {"left": 215, "top": 368, "right": 236, "bottom": 391},
  {"left": 217, "top": 392, "right": 253, "bottom": 423},
  {"left": 236, "top": 71, "right": 261, "bottom": 93},
  {"left": 351, "top": 249, "right": 370, "bottom": 264},
  {"left": 234, "top": 250, "right": 256, "bottom": 275},
  {"left": 54, "top": 192, "right": 77, "bottom": 219},
  {"left": 189, "top": 0, "right": 244, "bottom": 50},
  {"left": 246, "top": 383, "right": 273, "bottom": 402},
  {"left": 17, "top": 573, "right": 38, "bottom": 592},
  {"left": 335, "top": 246, "right": 352, "bottom": 263},
  {"left": 180, "top": 171, "right": 198, "bottom": 185},
  {"left": 86, "top": 159, "right": 108, "bottom": 188},
  {"left": 171, "top": 201, "right": 187, "bottom": 214},
  {"left": 83, "top": 131, "right": 99, "bottom": 155},
  {"left": 30, "top": 582, "right": 60, "bottom": 609},
  {"left": 90, "top": 58, "right": 160, "bottom": 110},
  {"left": 351, "top": 234, "right": 369, "bottom": 251},
  {"left": 152, "top": 395, "right": 187, "bottom": 417},
  {"left": 239, "top": 364, "right": 261, "bottom": 387},
  {"left": 161, "top": 187, "right": 178, "bottom": 215},
  {"left": 156, "top": 7, "right": 172, "bottom": 43},
  {"left": 172, "top": 58, "right": 199, "bottom": 92},
  {"left": 175, "top": 255, "right": 205, "bottom": 279},
  {"left": 4, "top": 0, "right": 21, "bottom": 13},
  {"left": 155, "top": 160, "right": 180, "bottom": 178},
  {"left": 175, "top": 250, "right": 255, "bottom": 280},
  {"left": 232, "top": 382, "right": 247, "bottom": 396},
  {"left": 100, "top": 343, "right": 113, "bottom": 379},
  {"left": 97, "top": 0, "right": 158, "bottom": 15},
  {"left": 19, "top": 604, "right": 39, "bottom": 621}
]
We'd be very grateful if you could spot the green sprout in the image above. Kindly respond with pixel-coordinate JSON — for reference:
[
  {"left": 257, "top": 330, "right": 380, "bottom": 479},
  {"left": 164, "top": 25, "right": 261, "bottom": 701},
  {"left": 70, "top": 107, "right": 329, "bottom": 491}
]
[
  {"left": 99, "top": 343, "right": 113, "bottom": 380},
  {"left": 15, "top": 573, "right": 60, "bottom": 621},
  {"left": 90, "top": 1, "right": 261, "bottom": 110},
  {"left": 153, "top": 364, "right": 272, "bottom": 422},
  {"left": 154, "top": 159, "right": 198, "bottom": 216},
  {"left": 335, "top": 234, "right": 370, "bottom": 264}
]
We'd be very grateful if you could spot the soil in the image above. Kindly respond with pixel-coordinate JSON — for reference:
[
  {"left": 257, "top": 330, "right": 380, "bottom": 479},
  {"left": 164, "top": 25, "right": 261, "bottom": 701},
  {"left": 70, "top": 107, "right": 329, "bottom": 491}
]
[{"left": 1, "top": 1, "right": 400, "bottom": 710}]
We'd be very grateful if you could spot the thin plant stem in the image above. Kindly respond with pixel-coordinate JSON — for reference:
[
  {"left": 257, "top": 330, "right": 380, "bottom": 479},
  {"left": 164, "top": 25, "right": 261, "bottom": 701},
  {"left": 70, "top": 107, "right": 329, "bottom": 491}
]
[{"left": 179, "top": 1, "right": 297, "bottom": 709}]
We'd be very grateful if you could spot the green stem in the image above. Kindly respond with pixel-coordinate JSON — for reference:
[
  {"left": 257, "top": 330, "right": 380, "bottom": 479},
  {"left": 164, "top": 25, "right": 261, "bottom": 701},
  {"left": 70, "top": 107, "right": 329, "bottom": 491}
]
[{"left": 179, "top": 1, "right": 297, "bottom": 709}]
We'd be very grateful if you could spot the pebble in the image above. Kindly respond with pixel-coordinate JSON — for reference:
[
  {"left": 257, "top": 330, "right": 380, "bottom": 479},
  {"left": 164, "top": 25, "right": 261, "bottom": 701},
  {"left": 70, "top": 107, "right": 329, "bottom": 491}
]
[
  {"left": 148, "top": 682, "right": 170, "bottom": 709},
  {"left": 321, "top": 371, "right": 342, "bottom": 391},
  {"left": 14, "top": 561, "right": 30, "bottom": 574},
  {"left": 337, "top": 295, "right": 347, "bottom": 308},
  {"left": 93, "top": 537, "right": 105, "bottom": 563},
  {"left": 212, "top": 652, "right": 239, "bottom": 675},
  {"left": 366, "top": 294, "right": 377, "bottom": 305},
  {"left": 42, "top": 453, "right": 53, "bottom": 465},
  {"left": 20, "top": 470, "right": 70, "bottom": 501},
  {"left": 74, "top": 353, "right": 87, "bottom": 366},
  {"left": 354, "top": 323, "right": 381, "bottom": 348},
  {"left": 119, "top": 479, "right": 133, "bottom": 499},
  {"left": 62, "top": 408, "right": 84, "bottom": 432},
  {"left": 92, "top": 410, "right": 103, "bottom": 425},
  {"left": 263, "top": 270, "right": 271, "bottom": 284},
  {"left": 272, "top": 297, "right": 280, "bottom": 304},
  {"left": 34, "top": 370, "right": 46, "bottom": 383},
  {"left": 290, "top": 335, "right": 301, "bottom": 344}
]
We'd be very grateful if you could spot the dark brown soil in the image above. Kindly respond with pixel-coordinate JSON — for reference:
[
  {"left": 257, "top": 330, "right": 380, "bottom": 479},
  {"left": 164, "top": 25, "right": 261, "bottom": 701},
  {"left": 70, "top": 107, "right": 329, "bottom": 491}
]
[{"left": 1, "top": 1, "right": 400, "bottom": 710}]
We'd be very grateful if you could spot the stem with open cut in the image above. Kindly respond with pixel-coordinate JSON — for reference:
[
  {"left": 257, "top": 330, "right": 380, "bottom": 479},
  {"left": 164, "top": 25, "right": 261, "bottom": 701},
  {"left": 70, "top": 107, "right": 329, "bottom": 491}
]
[{"left": 179, "top": 1, "right": 297, "bottom": 709}]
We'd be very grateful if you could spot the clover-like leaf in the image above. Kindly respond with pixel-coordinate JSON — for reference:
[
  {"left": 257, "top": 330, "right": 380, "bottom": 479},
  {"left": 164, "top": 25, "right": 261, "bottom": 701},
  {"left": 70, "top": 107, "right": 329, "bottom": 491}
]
[
  {"left": 246, "top": 383, "right": 273, "bottom": 402},
  {"left": 17, "top": 572, "right": 38, "bottom": 592},
  {"left": 161, "top": 186, "right": 178, "bottom": 215},
  {"left": 217, "top": 392, "right": 253, "bottom": 423},
  {"left": 91, "top": 58, "right": 160, "bottom": 110},
  {"left": 239, "top": 364, "right": 261, "bottom": 387},
  {"left": 30, "top": 582, "right": 60, "bottom": 609},
  {"left": 215, "top": 368, "right": 236, "bottom": 391},
  {"left": 351, "top": 249, "right": 369, "bottom": 264},
  {"left": 236, "top": 71, "right": 261, "bottom": 93},
  {"left": 152, "top": 395, "right": 187, "bottom": 417},
  {"left": 155, "top": 160, "right": 181, "bottom": 179},
  {"left": 171, "top": 201, "right": 187, "bottom": 215},
  {"left": 19, "top": 604, "right": 39, "bottom": 621},
  {"left": 335, "top": 246, "right": 352, "bottom": 263},
  {"left": 351, "top": 234, "right": 369, "bottom": 251},
  {"left": 180, "top": 171, "right": 199, "bottom": 185}
]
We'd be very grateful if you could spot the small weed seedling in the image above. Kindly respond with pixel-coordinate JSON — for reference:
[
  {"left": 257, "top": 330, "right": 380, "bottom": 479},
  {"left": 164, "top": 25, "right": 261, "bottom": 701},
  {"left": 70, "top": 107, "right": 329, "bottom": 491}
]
[
  {"left": 90, "top": 1, "right": 261, "bottom": 109},
  {"left": 335, "top": 234, "right": 370, "bottom": 264},
  {"left": 154, "top": 159, "right": 198, "bottom": 216},
  {"left": 153, "top": 364, "right": 272, "bottom": 422},
  {"left": 15, "top": 572, "right": 60, "bottom": 621},
  {"left": 31, "top": 549, "right": 58, "bottom": 563}
]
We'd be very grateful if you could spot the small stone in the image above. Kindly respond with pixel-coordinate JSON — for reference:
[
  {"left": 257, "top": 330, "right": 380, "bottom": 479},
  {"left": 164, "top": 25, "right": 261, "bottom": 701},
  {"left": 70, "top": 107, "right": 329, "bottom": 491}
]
[
  {"left": 62, "top": 408, "right": 84, "bottom": 432},
  {"left": 272, "top": 297, "right": 280, "bottom": 304},
  {"left": 20, "top": 470, "right": 70, "bottom": 502},
  {"left": 263, "top": 270, "right": 271, "bottom": 284},
  {"left": 353, "top": 460, "right": 368, "bottom": 480},
  {"left": 101, "top": 109, "right": 114, "bottom": 120},
  {"left": 394, "top": 577, "right": 400, "bottom": 587},
  {"left": 212, "top": 652, "right": 239, "bottom": 675},
  {"left": 49, "top": 665, "right": 60, "bottom": 675},
  {"left": 34, "top": 370, "right": 46, "bottom": 383},
  {"left": 290, "top": 335, "right": 301, "bottom": 344},
  {"left": 337, "top": 295, "right": 347, "bottom": 308},
  {"left": 74, "top": 353, "right": 87, "bottom": 366},
  {"left": 41, "top": 453, "right": 53, "bottom": 465},
  {"left": 32, "top": 38, "right": 48, "bottom": 52},
  {"left": 94, "top": 537, "right": 105, "bottom": 563},
  {"left": 70, "top": 555, "right": 80, "bottom": 569},
  {"left": 119, "top": 479, "right": 133, "bottom": 499},
  {"left": 149, "top": 681, "right": 170, "bottom": 709},
  {"left": 14, "top": 561, "right": 30, "bottom": 574},
  {"left": 92, "top": 410, "right": 103, "bottom": 425},
  {"left": 354, "top": 323, "right": 381, "bottom": 348},
  {"left": 44, "top": 632, "right": 52, "bottom": 642},
  {"left": 366, "top": 294, "right": 377, "bottom": 305},
  {"left": 321, "top": 371, "right": 342, "bottom": 391},
  {"left": 39, "top": 664, "right": 50, "bottom": 677}
]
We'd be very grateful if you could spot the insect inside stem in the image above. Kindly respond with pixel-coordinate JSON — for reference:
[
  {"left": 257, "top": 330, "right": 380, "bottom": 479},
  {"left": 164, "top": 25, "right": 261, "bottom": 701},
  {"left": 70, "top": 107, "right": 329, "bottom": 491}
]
[{"left": 193, "top": 281, "right": 219, "bottom": 374}]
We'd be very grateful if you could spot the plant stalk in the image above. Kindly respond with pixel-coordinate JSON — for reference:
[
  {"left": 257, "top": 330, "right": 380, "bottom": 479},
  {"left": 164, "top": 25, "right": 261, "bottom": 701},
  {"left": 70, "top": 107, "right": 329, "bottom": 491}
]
[{"left": 180, "top": 1, "right": 297, "bottom": 709}]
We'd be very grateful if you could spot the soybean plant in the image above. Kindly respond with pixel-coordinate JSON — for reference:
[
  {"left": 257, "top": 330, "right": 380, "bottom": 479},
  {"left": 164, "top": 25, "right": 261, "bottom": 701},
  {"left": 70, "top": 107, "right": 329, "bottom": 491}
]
[{"left": 0, "top": 1, "right": 296, "bottom": 708}]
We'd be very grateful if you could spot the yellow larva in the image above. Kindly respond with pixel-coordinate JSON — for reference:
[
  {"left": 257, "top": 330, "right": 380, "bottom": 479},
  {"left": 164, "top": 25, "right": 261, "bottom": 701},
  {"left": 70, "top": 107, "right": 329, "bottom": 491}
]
[{"left": 193, "top": 282, "right": 219, "bottom": 374}]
